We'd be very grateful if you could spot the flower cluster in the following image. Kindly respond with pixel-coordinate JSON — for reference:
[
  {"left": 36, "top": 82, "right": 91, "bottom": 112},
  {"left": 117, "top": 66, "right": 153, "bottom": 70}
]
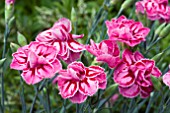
[
  {"left": 11, "top": 18, "right": 85, "bottom": 85},
  {"left": 105, "top": 15, "right": 150, "bottom": 47},
  {"left": 10, "top": 13, "right": 165, "bottom": 104},
  {"left": 136, "top": 0, "right": 170, "bottom": 22},
  {"left": 56, "top": 62, "right": 107, "bottom": 103}
]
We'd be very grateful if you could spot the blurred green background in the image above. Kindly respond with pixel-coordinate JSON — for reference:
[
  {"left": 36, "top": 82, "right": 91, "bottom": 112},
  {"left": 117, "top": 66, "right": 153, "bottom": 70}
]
[{"left": 0, "top": 0, "right": 170, "bottom": 112}]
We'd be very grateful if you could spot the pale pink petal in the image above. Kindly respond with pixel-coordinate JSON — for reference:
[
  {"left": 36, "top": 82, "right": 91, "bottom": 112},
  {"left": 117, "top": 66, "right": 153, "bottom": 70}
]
[
  {"left": 53, "top": 18, "right": 72, "bottom": 33},
  {"left": 51, "top": 58, "right": 62, "bottom": 73},
  {"left": 79, "top": 78, "right": 98, "bottom": 96},
  {"left": 21, "top": 69, "right": 43, "bottom": 85},
  {"left": 163, "top": 71, "right": 170, "bottom": 87},
  {"left": 67, "top": 40, "right": 85, "bottom": 52},
  {"left": 72, "top": 34, "right": 84, "bottom": 39},
  {"left": 58, "top": 80, "right": 78, "bottom": 98}
]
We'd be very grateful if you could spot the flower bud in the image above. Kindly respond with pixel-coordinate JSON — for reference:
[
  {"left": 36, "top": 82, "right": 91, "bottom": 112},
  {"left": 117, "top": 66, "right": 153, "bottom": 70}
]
[
  {"left": 155, "top": 23, "right": 166, "bottom": 36},
  {"left": 5, "top": 0, "right": 15, "bottom": 5},
  {"left": 17, "top": 32, "right": 27, "bottom": 46},
  {"left": 10, "top": 42, "right": 20, "bottom": 52},
  {"left": 71, "top": 7, "right": 77, "bottom": 23},
  {"left": 151, "top": 52, "right": 164, "bottom": 62},
  {"left": 110, "top": 0, "right": 120, "bottom": 5},
  {"left": 159, "top": 24, "right": 170, "bottom": 38},
  {"left": 121, "top": 0, "right": 135, "bottom": 10},
  {"left": 102, "top": 84, "right": 118, "bottom": 98},
  {"left": 5, "top": 0, "right": 15, "bottom": 23}
]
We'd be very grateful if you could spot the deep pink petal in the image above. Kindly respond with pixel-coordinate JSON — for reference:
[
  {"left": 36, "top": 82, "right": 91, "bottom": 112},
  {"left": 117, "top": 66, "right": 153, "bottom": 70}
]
[
  {"left": 114, "top": 68, "right": 135, "bottom": 87},
  {"left": 69, "top": 91, "right": 87, "bottom": 103},
  {"left": 119, "top": 84, "right": 140, "bottom": 98},
  {"left": 86, "top": 66, "right": 104, "bottom": 78},
  {"left": 97, "top": 54, "right": 121, "bottom": 68},
  {"left": 151, "top": 67, "right": 162, "bottom": 77},
  {"left": 140, "top": 85, "right": 153, "bottom": 98}
]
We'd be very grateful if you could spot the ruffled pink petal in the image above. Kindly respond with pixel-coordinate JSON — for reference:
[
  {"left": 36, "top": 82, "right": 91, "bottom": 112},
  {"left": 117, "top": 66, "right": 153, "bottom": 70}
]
[
  {"left": 122, "top": 49, "right": 134, "bottom": 65},
  {"left": 21, "top": 69, "right": 43, "bottom": 85},
  {"left": 35, "top": 44, "right": 57, "bottom": 62},
  {"left": 119, "top": 84, "right": 140, "bottom": 98},
  {"left": 86, "top": 66, "right": 104, "bottom": 78},
  {"left": 72, "top": 34, "right": 84, "bottom": 39},
  {"left": 95, "top": 73, "right": 107, "bottom": 89},
  {"left": 58, "top": 80, "right": 79, "bottom": 98},
  {"left": 163, "top": 71, "right": 170, "bottom": 88},
  {"left": 53, "top": 18, "right": 72, "bottom": 33},
  {"left": 114, "top": 68, "right": 135, "bottom": 87},
  {"left": 69, "top": 91, "right": 87, "bottom": 104},
  {"left": 151, "top": 67, "right": 162, "bottom": 77},
  {"left": 53, "top": 41, "right": 67, "bottom": 56},
  {"left": 36, "top": 29, "right": 55, "bottom": 43},
  {"left": 79, "top": 78, "right": 98, "bottom": 96},
  {"left": 64, "top": 51, "right": 81, "bottom": 64},
  {"left": 10, "top": 52, "right": 27, "bottom": 70},
  {"left": 140, "top": 85, "right": 153, "bottom": 98},
  {"left": 51, "top": 58, "right": 62, "bottom": 73},
  {"left": 97, "top": 54, "right": 121, "bottom": 68},
  {"left": 67, "top": 40, "right": 85, "bottom": 52}
]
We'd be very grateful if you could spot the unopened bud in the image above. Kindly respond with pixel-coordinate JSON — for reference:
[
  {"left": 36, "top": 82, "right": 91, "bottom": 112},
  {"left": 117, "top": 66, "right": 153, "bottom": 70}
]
[
  {"left": 121, "top": 0, "right": 135, "bottom": 10},
  {"left": 10, "top": 42, "right": 20, "bottom": 52},
  {"left": 152, "top": 52, "right": 164, "bottom": 62},
  {"left": 159, "top": 24, "right": 170, "bottom": 38},
  {"left": 71, "top": 7, "right": 77, "bottom": 23},
  {"left": 102, "top": 84, "right": 118, "bottom": 98},
  {"left": 155, "top": 23, "right": 166, "bottom": 36}
]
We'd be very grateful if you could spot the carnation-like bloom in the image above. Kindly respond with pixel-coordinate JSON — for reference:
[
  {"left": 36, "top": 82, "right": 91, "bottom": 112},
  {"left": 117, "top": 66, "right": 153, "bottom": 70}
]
[
  {"left": 86, "top": 39, "right": 121, "bottom": 68},
  {"left": 5, "top": 0, "right": 15, "bottom": 5},
  {"left": 56, "top": 62, "right": 107, "bottom": 103},
  {"left": 163, "top": 65, "right": 170, "bottom": 87},
  {"left": 105, "top": 15, "right": 150, "bottom": 47},
  {"left": 136, "top": 0, "right": 170, "bottom": 22},
  {"left": 10, "top": 42, "right": 62, "bottom": 85},
  {"left": 114, "top": 49, "right": 161, "bottom": 98},
  {"left": 36, "top": 18, "right": 85, "bottom": 64}
]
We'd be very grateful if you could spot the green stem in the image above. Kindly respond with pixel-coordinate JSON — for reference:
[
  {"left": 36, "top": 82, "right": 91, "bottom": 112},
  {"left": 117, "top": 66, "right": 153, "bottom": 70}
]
[
  {"left": 29, "top": 86, "right": 38, "bottom": 113},
  {"left": 76, "top": 104, "right": 80, "bottom": 113},
  {"left": 19, "top": 74, "right": 26, "bottom": 113},
  {"left": 1, "top": 23, "right": 9, "bottom": 113}
]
